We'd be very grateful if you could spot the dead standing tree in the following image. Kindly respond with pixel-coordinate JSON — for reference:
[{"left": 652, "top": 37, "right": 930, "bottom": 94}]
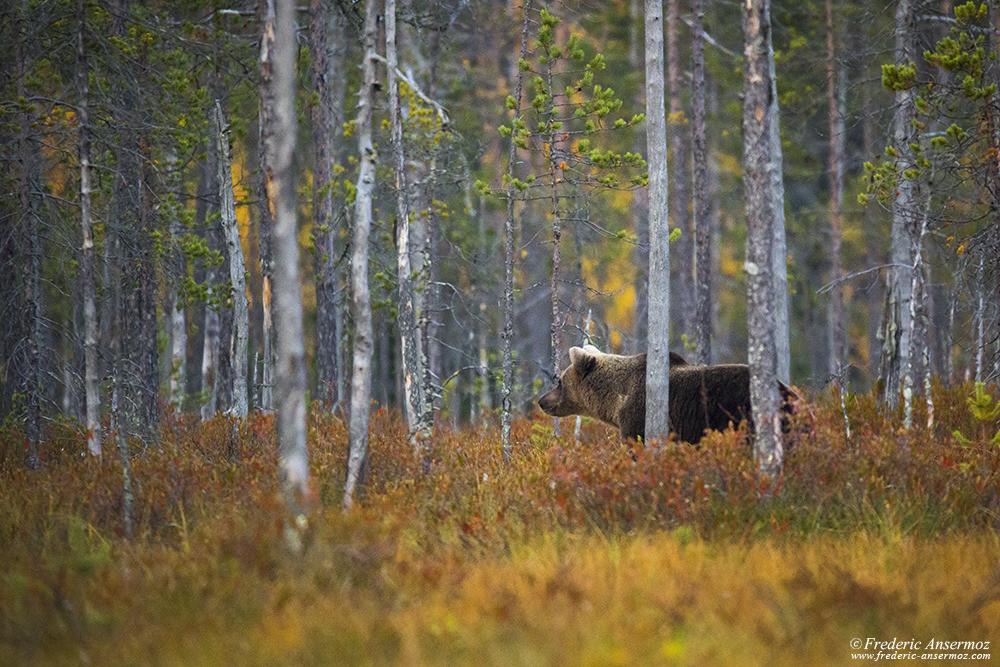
[{"left": 344, "top": 0, "right": 378, "bottom": 508}]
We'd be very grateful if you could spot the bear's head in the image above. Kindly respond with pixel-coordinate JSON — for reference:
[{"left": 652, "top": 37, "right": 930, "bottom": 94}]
[{"left": 537, "top": 345, "right": 599, "bottom": 418}]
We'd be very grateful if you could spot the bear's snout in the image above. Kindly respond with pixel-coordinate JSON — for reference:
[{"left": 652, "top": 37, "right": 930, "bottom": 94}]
[{"left": 537, "top": 386, "right": 565, "bottom": 416}]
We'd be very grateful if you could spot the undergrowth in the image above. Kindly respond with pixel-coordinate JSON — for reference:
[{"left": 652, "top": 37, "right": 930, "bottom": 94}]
[{"left": 1, "top": 381, "right": 999, "bottom": 664}]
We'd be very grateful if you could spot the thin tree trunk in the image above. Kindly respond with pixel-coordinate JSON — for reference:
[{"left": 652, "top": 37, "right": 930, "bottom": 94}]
[
  {"left": 387, "top": 0, "right": 428, "bottom": 457},
  {"left": 257, "top": 0, "right": 277, "bottom": 414},
  {"left": 201, "top": 150, "right": 221, "bottom": 424},
  {"left": 201, "top": 304, "right": 220, "bottom": 420},
  {"left": 903, "top": 185, "right": 930, "bottom": 428},
  {"left": 667, "top": 0, "right": 693, "bottom": 343},
  {"left": 691, "top": 0, "right": 712, "bottom": 365},
  {"left": 110, "top": 372, "right": 134, "bottom": 536},
  {"left": 214, "top": 102, "right": 249, "bottom": 418},
  {"left": 310, "top": 0, "right": 345, "bottom": 411},
  {"left": 743, "top": 0, "right": 783, "bottom": 476},
  {"left": 862, "top": 82, "right": 882, "bottom": 383},
  {"left": 16, "top": 6, "right": 42, "bottom": 471},
  {"left": 76, "top": 0, "right": 101, "bottom": 455},
  {"left": 630, "top": 0, "right": 649, "bottom": 351},
  {"left": 264, "top": 0, "right": 310, "bottom": 538},
  {"left": 767, "top": 5, "right": 790, "bottom": 384},
  {"left": 882, "top": 0, "right": 916, "bottom": 409},
  {"left": 502, "top": 0, "right": 532, "bottom": 462},
  {"left": 344, "top": 0, "right": 378, "bottom": 508},
  {"left": 826, "top": 0, "right": 847, "bottom": 380},
  {"left": 645, "top": 0, "right": 671, "bottom": 443},
  {"left": 546, "top": 46, "right": 563, "bottom": 437}
]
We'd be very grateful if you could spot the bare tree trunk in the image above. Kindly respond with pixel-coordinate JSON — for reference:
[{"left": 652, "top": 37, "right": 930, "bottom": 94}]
[
  {"left": 667, "top": 0, "right": 693, "bottom": 343},
  {"left": 76, "top": 0, "right": 101, "bottom": 455},
  {"left": 257, "top": 0, "right": 277, "bottom": 414},
  {"left": 263, "top": 0, "right": 310, "bottom": 539},
  {"left": 502, "top": 0, "right": 532, "bottom": 462},
  {"left": 645, "top": 0, "right": 671, "bottom": 443},
  {"left": 903, "top": 188, "right": 930, "bottom": 428},
  {"left": 826, "top": 0, "right": 847, "bottom": 380},
  {"left": 882, "top": 0, "right": 916, "bottom": 409},
  {"left": 214, "top": 102, "right": 249, "bottom": 418},
  {"left": 310, "top": 0, "right": 345, "bottom": 411},
  {"left": 691, "top": 0, "right": 712, "bottom": 365},
  {"left": 862, "top": 83, "right": 882, "bottom": 384},
  {"left": 110, "top": 372, "right": 134, "bottom": 536},
  {"left": 546, "top": 53, "right": 563, "bottom": 437},
  {"left": 629, "top": 0, "right": 649, "bottom": 351},
  {"left": 201, "top": 233, "right": 220, "bottom": 422},
  {"left": 766, "top": 6, "right": 790, "bottom": 384},
  {"left": 475, "top": 196, "right": 492, "bottom": 425},
  {"left": 344, "top": 0, "right": 378, "bottom": 508},
  {"left": 743, "top": 0, "right": 783, "bottom": 476},
  {"left": 15, "top": 7, "right": 42, "bottom": 471},
  {"left": 387, "top": 0, "right": 428, "bottom": 458}
]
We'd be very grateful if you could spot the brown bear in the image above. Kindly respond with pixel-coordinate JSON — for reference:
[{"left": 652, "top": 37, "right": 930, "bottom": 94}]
[{"left": 537, "top": 345, "right": 795, "bottom": 444}]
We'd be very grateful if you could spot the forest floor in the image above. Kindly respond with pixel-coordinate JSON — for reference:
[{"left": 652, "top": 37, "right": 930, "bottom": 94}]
[{"left": 2, "top": 383, "right": 1000, "bottom": 665}]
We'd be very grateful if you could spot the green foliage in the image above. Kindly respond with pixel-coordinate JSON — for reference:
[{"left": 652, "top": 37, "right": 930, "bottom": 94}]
[
  {"left": 498, "top": 5, "right": 645, "bottom": 209},
  {"left": 951, "top": 382, "right": 1000, "bottom": 447}
]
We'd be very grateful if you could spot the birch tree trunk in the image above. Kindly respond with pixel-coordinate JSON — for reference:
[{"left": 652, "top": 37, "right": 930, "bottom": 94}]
[
  {"left": 691, "top": 0, "right": 712, "bottom": 365},
  {"left": 743, "top": 0, "right": 783, "bottom": 477},
  {"left": 644, "top": 0, "right": 671, "bottom": 444},
  {"left": 263, "top": 0, "right": 310, "bottom": 536},
  {"left": 826, "top": 0, "right": 847, "bottom": 379},
  {"left": 667, "top": 0, "right": 693, "bottom": 341},
  {"left": 387, "top": 0, "right": 428, "bottom": 458},
  {"left": 344, "top": 0, "right": 378, "bottom": 508},
  {"left": 214, "top": 101, "right": 249, "bottom": 418},
  {"left": 767, "top": 7, "right": 790, "bottom": 384},
  {"left": 502, "top": 0, "right": 532, "bottom": 462},
  {"left": 257, "top": 0, "right": 277, "bottom": 414},
  {"left": 76, "top": 0, "right": 101, "bottom": 455},
  {"left": 882, "top": 0, "right": 916, "bottom": 409}
]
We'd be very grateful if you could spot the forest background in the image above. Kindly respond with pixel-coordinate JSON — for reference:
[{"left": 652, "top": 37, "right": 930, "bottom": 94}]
[
  {"left": 2, "top": 0, "right": 1000, "bottom": 663},
  {"left": 5, "top": 0, "right": 1000, "bottom": 444}
]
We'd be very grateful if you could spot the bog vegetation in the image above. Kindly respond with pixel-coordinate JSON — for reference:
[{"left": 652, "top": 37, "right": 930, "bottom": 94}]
[{"left": 2, "top": 384, "right": 999, "bottom": 664}]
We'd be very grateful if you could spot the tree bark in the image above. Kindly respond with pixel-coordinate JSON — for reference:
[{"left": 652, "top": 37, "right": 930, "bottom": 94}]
[
  {"left": 826, "top": 0, "right": 847, "bottom": 380},
  {"left": 644, "top": 0, "right": 671, "bottom": 444},
  {"left": 691, "top": 0, "right": 712, "bottom": 365},
  {"left": 502, "top": 0, "right": 532, "bottom": 462},
  {"left": 387, "top": 0, "right": 429, "bottom": 458},
  {"left": 76, "top": 0, "right": 101, "bottom": 456},
  {"left": 882, "top": 0, "right": 916, "bottom": 409},
  {"left": 264, "top": 0, "right": 310, "bottom": 536},
  {"left": 667, "top": 0, "right": 693, "bottom": 343},
  {"left": 766, "top": 4, "right": 790, "bottom": 384},
  {"left": 214, "top": 101, "right": 249, "bottom": 418},
  {"left": 310, "top": 0, "right": 345, "bottom": 411},
  {"left": 344, "top": 0, "right": 378, "bottom": 508},
  {"left": 743, "top": 0, "right": 783, "bottom": 476},
  {"left": 257, "top": 0, "right": 277, "bottom": 414}
]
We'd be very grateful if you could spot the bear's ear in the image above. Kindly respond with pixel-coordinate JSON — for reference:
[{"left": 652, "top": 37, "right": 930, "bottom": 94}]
[
  {"left": 569, "top": 346, "right": 597, "bottom": 378},
  {"left": 669, "top": 351, "right": 689, "bottom": 366},
  {"left": 582, "top": 344, "right": 604, "bottom": 356}
]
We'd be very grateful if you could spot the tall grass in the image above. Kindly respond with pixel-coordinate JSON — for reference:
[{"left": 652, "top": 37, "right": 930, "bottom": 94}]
[{"left": 1, "top": 382, "right": 999, "bottom": 663}]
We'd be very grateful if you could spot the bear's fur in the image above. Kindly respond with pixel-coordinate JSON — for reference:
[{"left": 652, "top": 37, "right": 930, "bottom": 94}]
[{"left": 537, "top": 345, "right": 795, "bottom": 444}]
